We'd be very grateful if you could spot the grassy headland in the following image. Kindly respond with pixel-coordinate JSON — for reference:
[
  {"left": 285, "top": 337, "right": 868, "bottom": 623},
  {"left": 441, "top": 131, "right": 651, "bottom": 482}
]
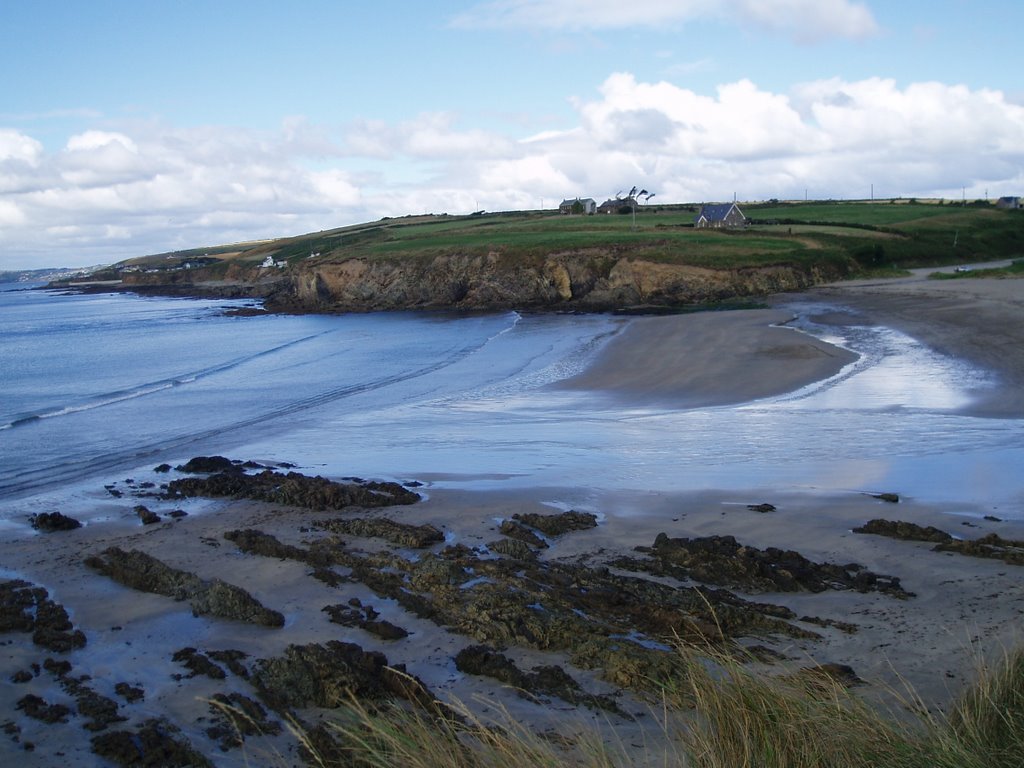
[{"left": 60, "top": 199, "right": 1023, "bottom": 312}]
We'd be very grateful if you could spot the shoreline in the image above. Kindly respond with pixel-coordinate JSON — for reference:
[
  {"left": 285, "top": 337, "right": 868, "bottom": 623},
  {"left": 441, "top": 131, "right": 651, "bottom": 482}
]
[
  {"left": 555, "top": 308, "right": 859, "bottom": 408},
  {"left": 2, "top": 272, "right": 1023, "bottom": 764}
]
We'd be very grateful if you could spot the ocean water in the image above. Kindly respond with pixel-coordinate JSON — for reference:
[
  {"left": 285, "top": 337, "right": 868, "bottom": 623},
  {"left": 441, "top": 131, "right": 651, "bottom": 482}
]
[{"left": 1, "top": 285, "right": 1022, "bottom": 525}]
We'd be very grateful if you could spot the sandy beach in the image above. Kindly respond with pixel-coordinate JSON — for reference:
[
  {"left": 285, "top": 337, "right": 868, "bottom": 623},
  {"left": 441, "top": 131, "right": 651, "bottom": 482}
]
[{"left": 2, "top": 270, "right": 1023, "bottom": 766}]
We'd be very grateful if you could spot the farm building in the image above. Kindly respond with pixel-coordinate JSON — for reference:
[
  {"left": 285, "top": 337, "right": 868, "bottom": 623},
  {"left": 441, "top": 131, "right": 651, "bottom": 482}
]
[
  {"left": 996, "top": 196, "right": 1021, "bottom": 210},
  {"left": 558, "top": 197, "right": 597, "bottom": 215},
  {"left": 597, "top": 197, "right": 633, "bottom": 215},
  {"left": 694, "top": 202, "right": 747, "bottom": 228}
]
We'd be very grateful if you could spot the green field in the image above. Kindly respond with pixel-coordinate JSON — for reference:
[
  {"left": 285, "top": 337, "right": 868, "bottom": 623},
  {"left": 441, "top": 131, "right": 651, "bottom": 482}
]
[{"left": 118, "top": 200, "right": 1024, "bottom": 278}]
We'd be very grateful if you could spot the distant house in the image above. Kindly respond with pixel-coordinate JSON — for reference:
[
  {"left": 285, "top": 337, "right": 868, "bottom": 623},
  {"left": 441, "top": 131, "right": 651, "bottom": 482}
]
[
  {"left": 996, "top": 196, "right": 1022, "bottom": 210},
  {"left": 694, "top": 202, "right": 747, "bottom": 229},
  {"left": 597, "top": 197, "right": 632, "bottom": 215},
  {"left": 558, "top": 197, "right": 596, "bottom": 215}
]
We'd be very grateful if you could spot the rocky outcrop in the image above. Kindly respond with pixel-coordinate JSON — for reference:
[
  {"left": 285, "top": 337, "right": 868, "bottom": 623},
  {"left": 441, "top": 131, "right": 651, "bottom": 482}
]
[
  {"left": 314, "top": 516, "right": 443, "bottom": 548},
  {"left": 511, "top": 510, "right": 598, "bottom": 536},
  {"left": 0, "top": 579, "right": 87, "bottom": 652},
  {"left": 28, "top": 511, "right": 82, "bottom": 532},
  {"left": 166, "top": 468, "right": 420, "bottom": 510},
  {"left": 853, "top": 519, "right": 953, "bottom": 543},
  {"left": 84, "top": 548, "right": 285, "bottom": 627},
  {"left": 454, "top": 644, "right": 631, "bottom": 718},
  {"left": 251, "top": 641, "right": 441, "bottom": 714},
  {"left": 263, "top": 253, "right": 844, "bottom": 313},
  {"left": 613, "top": 534, "right": 913, "bottom": 598}
]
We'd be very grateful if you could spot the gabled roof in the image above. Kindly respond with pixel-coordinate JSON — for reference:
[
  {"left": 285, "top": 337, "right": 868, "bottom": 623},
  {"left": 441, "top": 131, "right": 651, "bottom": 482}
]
[{"left": 696, "top": 203, "right": 744, "bottom": 222}]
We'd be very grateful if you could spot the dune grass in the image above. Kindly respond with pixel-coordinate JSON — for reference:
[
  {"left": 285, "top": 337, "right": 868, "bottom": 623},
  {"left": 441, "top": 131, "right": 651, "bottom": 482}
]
[{"left": 287, "top": 642, "right": 1024, "bottom": 768}]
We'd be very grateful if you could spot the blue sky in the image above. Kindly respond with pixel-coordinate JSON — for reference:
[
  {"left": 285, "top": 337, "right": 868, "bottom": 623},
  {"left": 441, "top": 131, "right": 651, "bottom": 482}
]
[{"left": 1, "top": 0, "right": 1022, "bottom": 269}]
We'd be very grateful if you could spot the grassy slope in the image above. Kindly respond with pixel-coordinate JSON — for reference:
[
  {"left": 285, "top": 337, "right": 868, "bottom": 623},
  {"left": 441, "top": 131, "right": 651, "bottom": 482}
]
[{"left": 112, "top": 201, "right": 1023, "bottom": 280}]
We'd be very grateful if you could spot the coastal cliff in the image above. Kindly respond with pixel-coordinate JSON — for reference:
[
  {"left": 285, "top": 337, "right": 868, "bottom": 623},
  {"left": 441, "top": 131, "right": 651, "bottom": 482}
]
[{"left": 118, "top": 251, "right": 847, "bottom": 313}]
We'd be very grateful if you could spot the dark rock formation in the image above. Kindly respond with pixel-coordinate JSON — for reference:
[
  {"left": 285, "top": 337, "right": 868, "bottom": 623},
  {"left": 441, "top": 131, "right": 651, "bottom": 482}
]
[
  {"left": 322, "top": 599, "right": 409, "bottom": 640},
  {"left": 114, "top": 682, "right": 145, "bottom": 703},
  {"left": 223, "top": 525, "right": 821, "bottom": 694},
  {"left": 28, "top": 511, "right": 82, "bottom": 532},
  {"left": 252, "top": 641, "right": 440, "bottom": 715},
  {"left": 172, "top": 647, "right": 226, "bottom": 680},
  {"left": 206, "top": 692, "right": 281, "bottom": 751},
  {"left": 166, "top": 468, "right": 419, "bottom": 509},
  {"left": 934, "top": 533, "right": 1024, "bottom": 565},
  {"left": 17, "top": 694, "right": 70, "bottom": 724},
  {"left": 613, "top": 533, "right": 912, "bottom": 598},
  {"left": 175, "top": 455, "right": 239, "bottom": 473},
  {"left": 511, "top": 510, "right": 598, "bottom": 536},
  {"left": 499, "top": 519, "right": 548, "bottom": 548},
  {"left": 84, "top": 548, "right": 285, "bottom": 627},
  {"left": 134, "top": 505, "right": 160, "bottom": 525},
  {"left": 487, "top": 537, "right": 538, "bottom": 560},
  {"left": 0, "top": 579, "right": 87, "bottom": 652},
  {"left": 455, "top": 644, "right": 630, "bottom": 718},
  {"left": 314, "top": 516, "right": 442, "bottom": 547},
  {"left": 224, "top": 528, "right": 329, "bottom": 565},
  {"left": 871, "top": 493, "right": 900, "bottom": 503},
  {"left": 91, "top": 718, "right": 213, "bottom": 767},
  {"left": 853, "top": 519, "right": 953, "bottom": 543}
]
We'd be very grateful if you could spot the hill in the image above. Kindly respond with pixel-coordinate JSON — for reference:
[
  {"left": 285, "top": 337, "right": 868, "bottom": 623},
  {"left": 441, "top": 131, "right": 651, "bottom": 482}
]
[{"left": 53, "top": 200, "right": 1024, "bottom": 313}]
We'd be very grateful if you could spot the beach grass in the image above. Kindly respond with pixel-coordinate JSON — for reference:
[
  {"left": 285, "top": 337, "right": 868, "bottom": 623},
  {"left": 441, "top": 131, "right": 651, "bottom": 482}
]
[{"left": 290, "top": 642, "right": 1024, "bottom": 768}]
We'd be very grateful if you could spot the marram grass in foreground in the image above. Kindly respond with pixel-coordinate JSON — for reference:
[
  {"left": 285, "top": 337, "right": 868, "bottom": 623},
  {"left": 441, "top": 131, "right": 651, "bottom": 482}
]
[{"left": 289, "top": 643, "right": 1024, "bottom": 768}]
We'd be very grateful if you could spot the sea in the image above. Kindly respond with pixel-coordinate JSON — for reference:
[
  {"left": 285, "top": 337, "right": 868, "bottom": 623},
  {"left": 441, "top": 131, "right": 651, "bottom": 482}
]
[{"left": 2, "top": 283, "right": 1022, "bottom": 527}]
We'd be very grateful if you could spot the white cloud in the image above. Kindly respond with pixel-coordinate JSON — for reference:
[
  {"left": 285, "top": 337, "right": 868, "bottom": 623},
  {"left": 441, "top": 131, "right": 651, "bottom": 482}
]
[
  {"left": 451, "top": 0, "right": 879, "bottom": 41},
  {"left": 0, "top": 129, "right": 44, "bottom": 164},
  {"left": 3, "top": 72, "right": 1024, "bottom": 270}
]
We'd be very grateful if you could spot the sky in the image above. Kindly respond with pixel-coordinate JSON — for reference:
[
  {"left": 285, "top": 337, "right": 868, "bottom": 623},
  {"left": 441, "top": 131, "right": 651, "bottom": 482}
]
[{"left": 1, "top": 0, "right": 1023, "bottom": 270}]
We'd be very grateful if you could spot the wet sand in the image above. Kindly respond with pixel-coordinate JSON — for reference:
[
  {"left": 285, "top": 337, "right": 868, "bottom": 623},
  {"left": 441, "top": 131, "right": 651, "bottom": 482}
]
[
  {"left": 2, "top": 271, "right": 1022, "bottom": 765},
  {"left": 556, "top": 308, "right": 858, "bottom": 408}
]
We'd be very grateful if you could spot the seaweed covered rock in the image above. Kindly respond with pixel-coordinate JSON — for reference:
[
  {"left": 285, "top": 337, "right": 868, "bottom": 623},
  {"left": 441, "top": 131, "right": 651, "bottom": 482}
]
[
  {"left": 91, "top": 718, "right": 213, "bottom": 767},
  {"left": 206, "top": 692, "right": 281, "bottom": 750},
  {"left": 455, "top": 644, "right": 630, "bottom": 718},
  {"left": 322, "top": 600, "right": 409, "bottom": 640},
  {"left": 17, "top": 694, "right": 71, "bottom": 724},
  {"left": 224, "top": 528, "right": 330, "bottom": 565},
  {"left": 499, "top": 519, "right": 548, "bottom": 548},
  {"left": 315, "top": 516, "right": 442, "bottom": 547},
  {"left": 84, "top": 547, "right": 285, "bottom": 627},
  {"left": 0, "top": 579, "right": 86, "bottom": 652},
  {"left": 175, "top": 455, "right": 239, "bottom": 473},
  {"left": 934, "top": 533, "right": 1024, "bottom": 565},
  {"left": 487, "top": 537, "right": 538, "bottom": 560},
  {"left": 29, "top": 511, "right": 82, "bottom": 532},
  {"left": 853, "top": 519, "right": 953, "bottom": 543},
  {"left": 619, "top": 533, "right": 913, "bottom": 598},
  {"left": 166, "top": 468, "right": 420, "bottom": 509},
  {"left": 512, "top": 510, "right": 598, "bottom": 536},
  {"left": 252, "top": 640, "right": 439, "bottom": 713},
  {"left": 134, "top": 505, "right": 160, "bottom": 525}
]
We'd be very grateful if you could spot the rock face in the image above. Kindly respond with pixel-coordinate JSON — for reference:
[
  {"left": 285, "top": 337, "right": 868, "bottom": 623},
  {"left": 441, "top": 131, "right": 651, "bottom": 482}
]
[
  {"left": 265, "top": 253, "right": 845, "bottom": 313},
  {"left": 119, "top": 251, "right": 849, "bottom": 313},
  {"left": 84, "top": 548, "right": 285, "bottom": 627}
]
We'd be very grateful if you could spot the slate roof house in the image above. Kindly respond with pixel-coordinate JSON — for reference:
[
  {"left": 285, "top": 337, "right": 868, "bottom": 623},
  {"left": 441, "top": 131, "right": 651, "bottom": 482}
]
[
  {"left": 597, "top": 197, "right": 633, "bottom": 215},
  {"left": 558, "top": 197, "right": 597, "bottom": 215},
  {"left": 694, "top": 202, "right": 747, "bottom": 228},
  {"left": 996, "top": 196, "right": 1021, "bottom": 210}
]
